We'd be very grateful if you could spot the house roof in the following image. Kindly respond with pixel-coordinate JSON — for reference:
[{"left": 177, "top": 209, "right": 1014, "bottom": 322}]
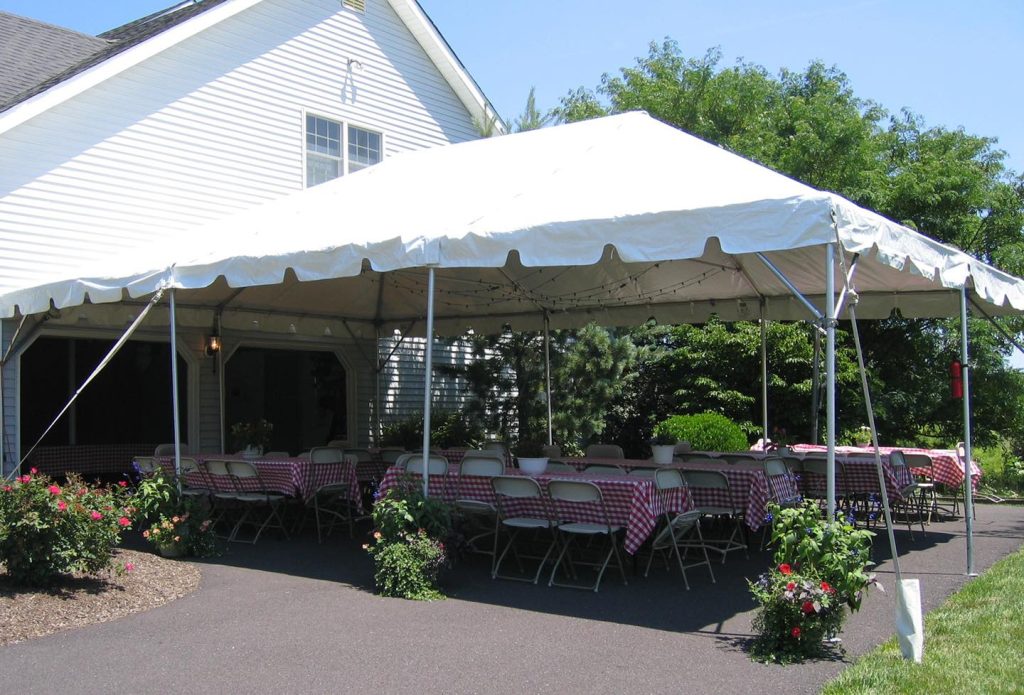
[
  {"left": 0, "top": 1, "right": 230, "bottom": 113},
  {"left": 0, "top": 11, "right": 110, "bottom": 106},
  {"left": 0, "top": 0, "right": 502, "bottom": 133}
]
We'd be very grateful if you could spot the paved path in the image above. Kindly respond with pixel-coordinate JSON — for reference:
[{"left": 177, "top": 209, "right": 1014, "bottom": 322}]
[{"left": 2, "top": 505, "right": 1023, "bottom": 694}]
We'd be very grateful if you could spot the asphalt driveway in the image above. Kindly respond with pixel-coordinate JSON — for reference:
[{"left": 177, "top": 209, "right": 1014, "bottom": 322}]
[{"left": 1, "top": 504, "right": 1022, "bottom": 694}]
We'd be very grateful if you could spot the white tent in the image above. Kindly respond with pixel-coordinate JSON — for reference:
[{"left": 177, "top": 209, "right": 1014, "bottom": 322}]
[
  {"left": 4, "top": 111, "right": 1023, "bottom": 333},
  {"left": 3, "top": 112, "right": 1021, "bottom": 579}
]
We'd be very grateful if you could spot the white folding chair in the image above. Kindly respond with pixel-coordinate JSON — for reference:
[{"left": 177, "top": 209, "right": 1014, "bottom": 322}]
[
  {"left": 547, "top": 479, "right": 627, "bottom": 592},
  {"left": 544, "top": 461, "right": 578, "bottom": 474},
  {"left": 402, "top": 454, "right": 451, "bottom": 498},
  {"left": 583, "top": 464, "right": 626, "bottom": 477},
  {"left": 456, "top": 454, "right": 505, "bottom": 555},
  {"left": 541, "top": 444, "right": 562, "bottom": 458},
  {"left": 378, "top": 448, "right": 407, "bottom": 464},
  {"left": 154, "top": 442, "right": 191, "bottom": 456},
  {"left": 585, "top": 443, "right": 624, "bottom": 459},
  {"left": 628, "top": 468, "right": 657, "bottom": 479},
  {"left": 889, "top": 450, "right": 927, "bottom": 538},
  {"left": 309, "top": 447, "right": 362, "bottom": 542},
  {"left": 225, "top": 460, "right": 289, "bottom": 543},
  {"left": 903, "top": 452, "right": 940, "bottom": 522},
  {"left": 953, "top": 443, "right": 976, "bottom": 519},
  {"left": 644, "top": 468, "right": 715, "bottom": 589},
  {"left": 679, "top": 469, "right": 748, "bottom": 563},
  {"left": 491, "top": 476, "right": 558, "bottom": 584}
]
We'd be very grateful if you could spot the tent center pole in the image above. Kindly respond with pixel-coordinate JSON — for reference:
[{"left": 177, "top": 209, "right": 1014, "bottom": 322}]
[
  {"left": 825, "top": 244, "right": 837, "bottom": 518},
  {"left": 760, "top": 302, "right": 768, "bottom": 444},
  {"left": 544, "top": 314, "right": 553, "bottom": 446},
  {"left": 169, "top": 289, "right": 182, "bottom": 487},
  {"left": 421, "top": 268, "right": 437, "bottom": 498},
  {"left": 960, "top": 288, "right": 976, "bottom": 576}
]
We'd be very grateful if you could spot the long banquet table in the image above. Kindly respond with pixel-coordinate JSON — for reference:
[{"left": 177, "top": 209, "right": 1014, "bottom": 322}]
[
  {"left": 151, "top": 453, "right": 359, "bottom": 505},
  {"left": 553, "top": 457, "right": 793, "bottom": 531},
  {"left": 378, "top": 464, "right": 693, "bottom": 555},
  {"left": 790, "top": 444, "right": 980, "bottom": 491}
]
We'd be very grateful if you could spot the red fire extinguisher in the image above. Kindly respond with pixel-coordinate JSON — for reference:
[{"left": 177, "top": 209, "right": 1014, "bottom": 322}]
[{"left": 950, "top": 360, "right": 963, "bottom": 399}]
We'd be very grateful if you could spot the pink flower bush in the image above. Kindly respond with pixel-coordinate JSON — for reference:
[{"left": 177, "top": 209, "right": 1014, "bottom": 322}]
[{"left": 0, "top": 470, "right": 135, "bottom": 586}]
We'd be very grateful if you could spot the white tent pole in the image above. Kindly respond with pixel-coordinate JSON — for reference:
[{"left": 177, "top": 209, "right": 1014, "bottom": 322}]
[
  {"left": 0, "top": 318, "right": 5, "bottom": 478},
  {"left": 375, "top": 324, "right": 382, "bottom": 447},
  {"left": 811, "top": 329, "right": 822, "bottom": 443},
  {"left": 760, "top": 303, "right": 768, "bottom": 444},
  {"left": 169, "top": 289, "right": 182, "bottom": 484},
  {"left": 544, "top": 314, "right": 553, "bottom": 446},
  {"left": 216, "top": 314, "right": 225, "bottom": 454},
  {"left": 421, "top": 267, "right": 436, "bottom": 498},
  {"left": 825, "top": 244, "right": 837, "bottom": 518},
  {"left": 960, "top": 287, "right": 976, "bottom": 576}
]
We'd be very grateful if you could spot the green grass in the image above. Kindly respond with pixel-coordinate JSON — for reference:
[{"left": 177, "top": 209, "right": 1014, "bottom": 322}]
[{"left": 821, "top": 547, "right": 1024, "bottom": 694}]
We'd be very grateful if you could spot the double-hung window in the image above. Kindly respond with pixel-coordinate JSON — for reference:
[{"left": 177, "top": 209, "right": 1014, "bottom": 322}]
[{"left": 305, "top": 114, "right": 382, "bottom": 187}]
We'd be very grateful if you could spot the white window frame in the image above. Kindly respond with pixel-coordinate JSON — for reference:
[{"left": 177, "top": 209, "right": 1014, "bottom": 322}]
[{"left": 302, "top": 110, "right": 385, "bottom": 188}]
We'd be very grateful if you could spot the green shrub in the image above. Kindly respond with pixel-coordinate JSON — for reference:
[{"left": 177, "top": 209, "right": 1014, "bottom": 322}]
[
  {"left": 381, "top": 411, "right": 485, "bottom": 449},
  {"left": 654, "top": 412, "right": 749, "bottom": 451},
  {"left": 0, "top": 470, "right": 134, "bottom": 586}
]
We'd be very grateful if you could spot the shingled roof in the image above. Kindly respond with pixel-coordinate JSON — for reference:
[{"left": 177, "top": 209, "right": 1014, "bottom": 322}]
[{"left": 0, "top": 0, "right": 228, "bottom": 113}]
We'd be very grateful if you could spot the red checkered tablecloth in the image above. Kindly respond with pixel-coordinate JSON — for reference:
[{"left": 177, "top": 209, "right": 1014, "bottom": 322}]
[
  {"left": 379, "top": 465, "right": 692, "bottom": 555},
  {"left": 556, "top": 458, "right": 794, "bottom": 532},
  {"left": 151, "top": 454, "right": 358, "bottom": 504},
  {"left": 791, "top": 444, "right": 977, "bottom": 493},
  {"left": 667, "top": 460, "right": 783, "bottom": 531}
]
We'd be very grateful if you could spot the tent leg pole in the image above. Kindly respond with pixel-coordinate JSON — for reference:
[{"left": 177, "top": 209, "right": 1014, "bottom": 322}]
[
  {"left": 216, "top": 314, "right": 224, "bottom": 454},
  {"left": 544, "top": 314, "right": 553, "bottom": 446},
  {"left": 169, "top": 289, "right": 182, "bottom": 487},
  {"left": 760, "top": 302, "right": 768, "bottom": 445},
  {"left": 421, "top": 268, "right": 436, "bottom": 498},
  {"left": 825, "top": 244, "right": 836, "bottom": 518},
  {"left": 375, "top": 324, "right": 382, "bottom": 447},
  {"left": 811, "top": 329, "right": 821, "bottom": 443},
  {"left": 0, "top": 319, "right": 5, "bottom": 478},
  {"left": 961, "top": 288, "right": 976, "bottom": 576}
]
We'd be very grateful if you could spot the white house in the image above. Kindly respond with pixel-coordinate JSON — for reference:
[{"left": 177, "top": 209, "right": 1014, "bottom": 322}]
[{"left": 0, "top": 0, "right": 500, "bottom": 476}]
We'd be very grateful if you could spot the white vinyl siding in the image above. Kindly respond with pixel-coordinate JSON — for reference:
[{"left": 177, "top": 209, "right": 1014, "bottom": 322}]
[{"left": 0, "top": 0, "right": 480, "bottom": 293}]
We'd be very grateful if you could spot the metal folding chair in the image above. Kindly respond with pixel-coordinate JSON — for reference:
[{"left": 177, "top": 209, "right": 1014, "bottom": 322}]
[{"left": 547, "top": 479, "right": 628, "bottom": 592}]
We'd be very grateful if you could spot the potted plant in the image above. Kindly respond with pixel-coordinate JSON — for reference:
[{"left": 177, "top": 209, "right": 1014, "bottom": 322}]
[
  {"left": 134, "top": 470, "right": 217, "bottom": 559},
  {"left": 143, "top": 510, "right": 216, "bottom": 558},
  {"left": 748, "top": 500, "right": 878, "bottom": 663},
  {"left": 513, "top": 440, "right": 548, "bottom": 476},
  {"left": 649, "top": 431, "right": 677, "bottom": 465},
  {"left": 230, "top": 419, "right": 273, "bottom": 458}
]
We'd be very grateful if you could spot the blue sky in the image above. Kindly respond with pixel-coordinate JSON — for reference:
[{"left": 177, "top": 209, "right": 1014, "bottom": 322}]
[{"left": 3, "top": 0, "right": 1021, "bottom": 174}]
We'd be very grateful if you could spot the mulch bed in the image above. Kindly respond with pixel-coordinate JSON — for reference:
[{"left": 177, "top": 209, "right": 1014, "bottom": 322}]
[{"left": 0, "top": 548, "right": 201, "bottom": 647}]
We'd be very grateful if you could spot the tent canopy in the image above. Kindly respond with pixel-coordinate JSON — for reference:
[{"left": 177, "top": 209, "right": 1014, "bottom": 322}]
[{"left": 5, "top": 111, "right": 1024, "bottom": 337}]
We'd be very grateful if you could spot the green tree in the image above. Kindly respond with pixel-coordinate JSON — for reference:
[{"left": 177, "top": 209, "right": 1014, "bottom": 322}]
[{"left": 555, "top": 39, "right": 1024, "bottom": 453}]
